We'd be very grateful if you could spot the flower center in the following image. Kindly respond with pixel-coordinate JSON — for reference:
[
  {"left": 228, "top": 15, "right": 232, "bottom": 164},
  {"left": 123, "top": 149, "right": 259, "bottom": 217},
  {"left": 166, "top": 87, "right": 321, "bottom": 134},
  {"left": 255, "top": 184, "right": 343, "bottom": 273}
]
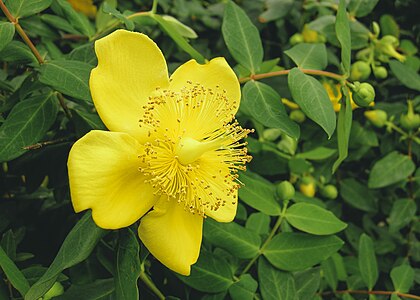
[
  {"left": 137, "top": 82, "right": 253, "bottom": 215},
  {"left": 175, "top": 137, "right": 221, "bottom": 165}
]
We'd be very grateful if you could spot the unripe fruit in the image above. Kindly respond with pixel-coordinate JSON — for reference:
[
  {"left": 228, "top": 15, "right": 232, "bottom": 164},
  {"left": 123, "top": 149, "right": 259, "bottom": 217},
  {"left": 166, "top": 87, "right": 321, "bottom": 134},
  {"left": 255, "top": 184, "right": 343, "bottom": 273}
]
[
  {"left": 289, "top": 110, "right": 306, "bottom": 123},
  {"left": 320, "top": 185, "right": 338, "bottom": 200},
  {"left": 276, "top": 181, "right": 295, "bottom": 201},
  {"left": 400, "top": 101, "right": 420, "bottom": 130},
  {"left": 299, "top": 176, "right": 316, "bottom": 197},
  {"left": 364, "top": 110, "right": 388, "bottom": 128},
  {"left": 290, "top": 33, "right": 304, "bottom": 45},
  {"left": 373, "top": 66, "right": 388, "bottom": 79},
  {"left": 262, "top": 128, "right": 282, "bottom": 141},
  {"left": 352, "top": 82, "right": 375, "bottom": 107},
  {"left": 350, "top": 61, "right": 371, "bottom": 81}
]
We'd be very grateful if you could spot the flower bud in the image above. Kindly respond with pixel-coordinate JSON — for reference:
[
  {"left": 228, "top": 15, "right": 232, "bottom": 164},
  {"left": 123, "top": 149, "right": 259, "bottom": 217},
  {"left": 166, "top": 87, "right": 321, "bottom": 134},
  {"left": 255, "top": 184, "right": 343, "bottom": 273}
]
[
  {"left": 320, "top": 185, "right": 338, "bottom": 200},
  {"left": 277, "top": 134, "right": 297, "bottom": 155},
  {"left": 376, "top": 35, "right": 406, "bottom": 62},
  {"left": 262, "top": 128, "right": 282, "bottom": 141},
  {"left": 43, "top": 282, "right": 64, "bottom": 300},
  {"left": 372, "top": 66, "right": 388, "bottom": 79},
  {"left": 276, "top": 181, "right": 295, "bottom": 201},
  {"left": 299, "top": 176, "right": 316, "bottom": 197},
  {"left": 372, "top": 21, "right": 380, "bottom": 37},
  {"left": 400, "top": 100, "right": 420, "bottom": 130},
  {"left": 302, "top": 25, "right": 319, "bottom": 43},
  {"left": 350, "top": 61, "right": 371, "bottom": 81},
  {"left": 290, "top": 33, "right": 304, "bottom": 45},
  {"left": 364, "top": 110, "right": 388, "bottom": 128},
  {"left": 351, "top": 82, "right": 375, "bottom": 107},
  {"left": 289, "top": 110, "right": 306, "bottom": 123}
]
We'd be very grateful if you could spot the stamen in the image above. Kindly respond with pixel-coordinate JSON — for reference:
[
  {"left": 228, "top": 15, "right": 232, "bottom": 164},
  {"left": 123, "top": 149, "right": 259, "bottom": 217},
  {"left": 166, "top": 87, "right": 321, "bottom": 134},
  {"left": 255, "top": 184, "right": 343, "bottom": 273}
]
[{"left": 138, "top": 83, "right": 252, "bottom": 216}]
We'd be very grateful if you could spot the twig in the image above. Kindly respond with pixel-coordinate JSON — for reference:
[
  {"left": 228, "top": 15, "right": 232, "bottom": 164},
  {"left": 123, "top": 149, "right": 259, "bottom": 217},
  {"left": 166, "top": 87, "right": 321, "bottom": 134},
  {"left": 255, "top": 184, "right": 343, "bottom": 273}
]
[{"left": 238, "top": 69, "right": 346, "bottom": 84}]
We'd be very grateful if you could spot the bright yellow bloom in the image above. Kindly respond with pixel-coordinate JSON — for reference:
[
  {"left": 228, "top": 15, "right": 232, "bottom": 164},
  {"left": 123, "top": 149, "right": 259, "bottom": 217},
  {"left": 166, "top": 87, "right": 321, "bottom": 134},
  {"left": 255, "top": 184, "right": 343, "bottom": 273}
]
[
  {"left": 67, "top": 0, "right": 97, "bottom": 18},
  {"left": 67, "top": 30, "right": 252, "bottom": 275}
]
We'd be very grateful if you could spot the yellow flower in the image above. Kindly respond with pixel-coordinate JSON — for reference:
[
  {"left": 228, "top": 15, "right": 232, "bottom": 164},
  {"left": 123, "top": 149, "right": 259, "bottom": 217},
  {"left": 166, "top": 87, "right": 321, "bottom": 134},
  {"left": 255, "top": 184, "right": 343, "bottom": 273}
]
[
  {"left": 323, "top": 82, "right": 360, "bottom": 112},
  {"left": 67, "top": 30, "right": 252, "bottom": 275},
  {"left": 67, "top": 0, "right": 97, "bottom": 18}
]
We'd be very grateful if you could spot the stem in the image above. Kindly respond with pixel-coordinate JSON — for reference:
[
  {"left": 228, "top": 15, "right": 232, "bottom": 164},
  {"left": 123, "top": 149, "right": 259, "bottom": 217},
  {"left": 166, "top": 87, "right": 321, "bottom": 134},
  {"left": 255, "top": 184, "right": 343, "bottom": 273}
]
[
  {"left": 151, "top": 0, "right": 159, "bottom": 14},
  {"left": 239, "top": 69, "right": 345, "bottom": 84},
  {"left": 386, "top": 121, "right": 408, "bottom": 137},
  {"left": 323, "top": 289, "right": 420, "bottom": 300},
  {"left": 0, "top": 0, "right": 44, "bottom": 64},
  {"left": 239, "top": 200, "right": 289, "bottom": 276},
  {"left": 0, "top": 0, "right": 73, "bottom": 119},
  {"left": 139, "top": 271, "right": 165, "bottom": 300},
  {"left": 90, "top": 11, "right": 150, "bottom": 41},
  {"left": 23, "top": 137, "right": 70, "bottom": 150}
]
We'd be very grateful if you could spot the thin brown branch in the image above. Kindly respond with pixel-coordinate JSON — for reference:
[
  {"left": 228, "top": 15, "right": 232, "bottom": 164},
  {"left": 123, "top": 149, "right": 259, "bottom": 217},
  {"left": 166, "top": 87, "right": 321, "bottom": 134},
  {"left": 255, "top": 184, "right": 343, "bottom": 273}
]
[{"left": 23, "top": 137, "right": 70, "bottom": 150}]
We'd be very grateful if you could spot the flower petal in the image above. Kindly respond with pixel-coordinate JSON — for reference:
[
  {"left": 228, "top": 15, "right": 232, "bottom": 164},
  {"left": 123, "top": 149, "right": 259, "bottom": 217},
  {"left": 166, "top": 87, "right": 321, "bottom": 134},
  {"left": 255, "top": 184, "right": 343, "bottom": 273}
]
[
  {"left": 90, "top": 30, "right": 169, "bottom": 140},
  {"left": 68, "top": 130, "right": 156, "bottom": 229},
  {"left": 169, "top": 57, "right": 240, "bottom": 114},
  {"left": 138, "top": 197, "right": 203, "bottom": 275},
  {"left": 205, "top": 191, "right": 238, "bottom": 223}
]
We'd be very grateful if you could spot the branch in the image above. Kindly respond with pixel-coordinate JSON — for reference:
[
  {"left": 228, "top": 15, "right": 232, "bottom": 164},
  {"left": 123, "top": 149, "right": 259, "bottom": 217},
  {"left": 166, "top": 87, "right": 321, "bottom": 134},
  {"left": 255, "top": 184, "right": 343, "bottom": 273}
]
[{"left": 238, "top": 69, "right": 346, "bottom": 84}]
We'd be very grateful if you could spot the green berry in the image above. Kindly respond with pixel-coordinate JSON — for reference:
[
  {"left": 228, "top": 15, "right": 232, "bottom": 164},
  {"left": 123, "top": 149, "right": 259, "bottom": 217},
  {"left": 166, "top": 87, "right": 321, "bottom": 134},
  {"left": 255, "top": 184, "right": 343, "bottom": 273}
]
[
  {"left": 262, "top": 128, "right": 282, "bottom": 141},
  {"left": 352, "top": 82, "right": 375, "bottom": 107},
  {"left": 400, "top": 100, "right": 420, "bottom": 130},
  {"left": 373, "top": 66, "right": 388, "bottom": 79},
  {"left": 350, "top": 61, "right": 371, "bottom": 81},
  {"left": 276, "top": 181, "right": 295, "bottom": 201},
  {"left": 290, "top": 33, "right": 304, "bottom": 45},
  {"left": 289, "top": 110, "right": 306, "bottom": 123},
  {"left": 364, "top": 110, "right": 388, "bottom": 128},
  {"left": 320, "top": 185, "right": 338, "bottom": 200}
]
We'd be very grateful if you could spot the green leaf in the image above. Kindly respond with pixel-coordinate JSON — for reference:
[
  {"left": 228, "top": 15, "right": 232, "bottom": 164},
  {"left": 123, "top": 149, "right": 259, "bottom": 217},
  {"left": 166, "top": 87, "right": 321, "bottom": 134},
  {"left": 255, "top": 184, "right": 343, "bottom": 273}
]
[
  {"left": 333, "top": 86, "right": 352, "bottom": 172},
  {"left": 288, "top": 68, "right": 336, "bottom": 138},
  {"left": 228, "top": 274, "right": 257, "bottom": 300},
  {"left": 102, "top": 2, "right": 134, "bottom": 31},
  {"left": 0, "top": 246, "right": 30, "bottom": 297},
  {"left": 242, "top": 81, "right": 300, "bottom": 139},
  {"left": 41, "top": 14, "right": 81, "bottom": 35},
  {"left": 178, "top": 251, "right": 234, "bottom": 293},
  {"left": 0, "top": 41, "right": 37, "bottom": 63},
  {"left": 389, "top": 60, "right": 420, "bottom": 91},
  {"left": 296, "top": 147, "right": 337, "bottom": 161},
  {"left": 25, "top": 212, "right": 106, "bottom": 300},
  {"left": 295, "top": 269, "right": 321, "bottom": 300},
  {"left": 39, "top": 60, "right": 93, "bottom": 102},
  {"left": 358, "top": 234, "right": 378, "bottom": 290},
  {"left": 245, "top": 213, "right": 270, "bottom": 235},
  {"left": 238, "top": 171, "right": 282, "bottom": 216},
  {"left": 115, "top": 229, "right": 140, "bottom": 300},
  {"left": 203, "top": 218, "right": 261, "bottom": 259},
  {"left": 53, "top": 0, "right": 95, "bottom": 37},
  {"left": 259, "top": 0, "right": 294, "bottom": 23},
  {"left": 335, "top": 0, "right": 351, "bottom": 74},
  {"left": 390, "top": 264, "right": 414, "bottom": 293},
  {"left": 263, "top": 233, "right": 344, "bottom": 271},
  {"left": 368, "top": 151, "right": 415, "bottom": 188},
  {"left": 222, "top": 1, "right": 263, "bottom": 73},
  {"left": 0, "top": 22, "right": 15, "bottom": 52},
  {"left": 152, "top": 15, "right": 205, "bottom": 63},
  {"left": 55, "top": 279, "right": 114, "bottom": 300},
  {"left": 388, "top": 199, "right": 417, "bottom": 232},
  {"left": 0, "top": 93, "right": 58, "bottom": 163},
  {"left": 340, "top": 179, "right": 377, "bottom": 212},
  {"left": 348, "top": 0, "right": 379, "bottom": 18},
  {"left": 285, "top": 43, "right": 328, "bottom": 70},
  {"left": 258, "top": 257, "right": 298, "bottom": 300},
  {"left": 5, "top": 0, "right": 52, "bottom": 18},
  {"left": 321, "top": 257, "right": 338, "bottom": 290},
  {"left": 161, "top": 15, "right": 197, "bottom": 39},
  {"left": 285, "top": 203, "right": 347, "bottom": 235}
]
